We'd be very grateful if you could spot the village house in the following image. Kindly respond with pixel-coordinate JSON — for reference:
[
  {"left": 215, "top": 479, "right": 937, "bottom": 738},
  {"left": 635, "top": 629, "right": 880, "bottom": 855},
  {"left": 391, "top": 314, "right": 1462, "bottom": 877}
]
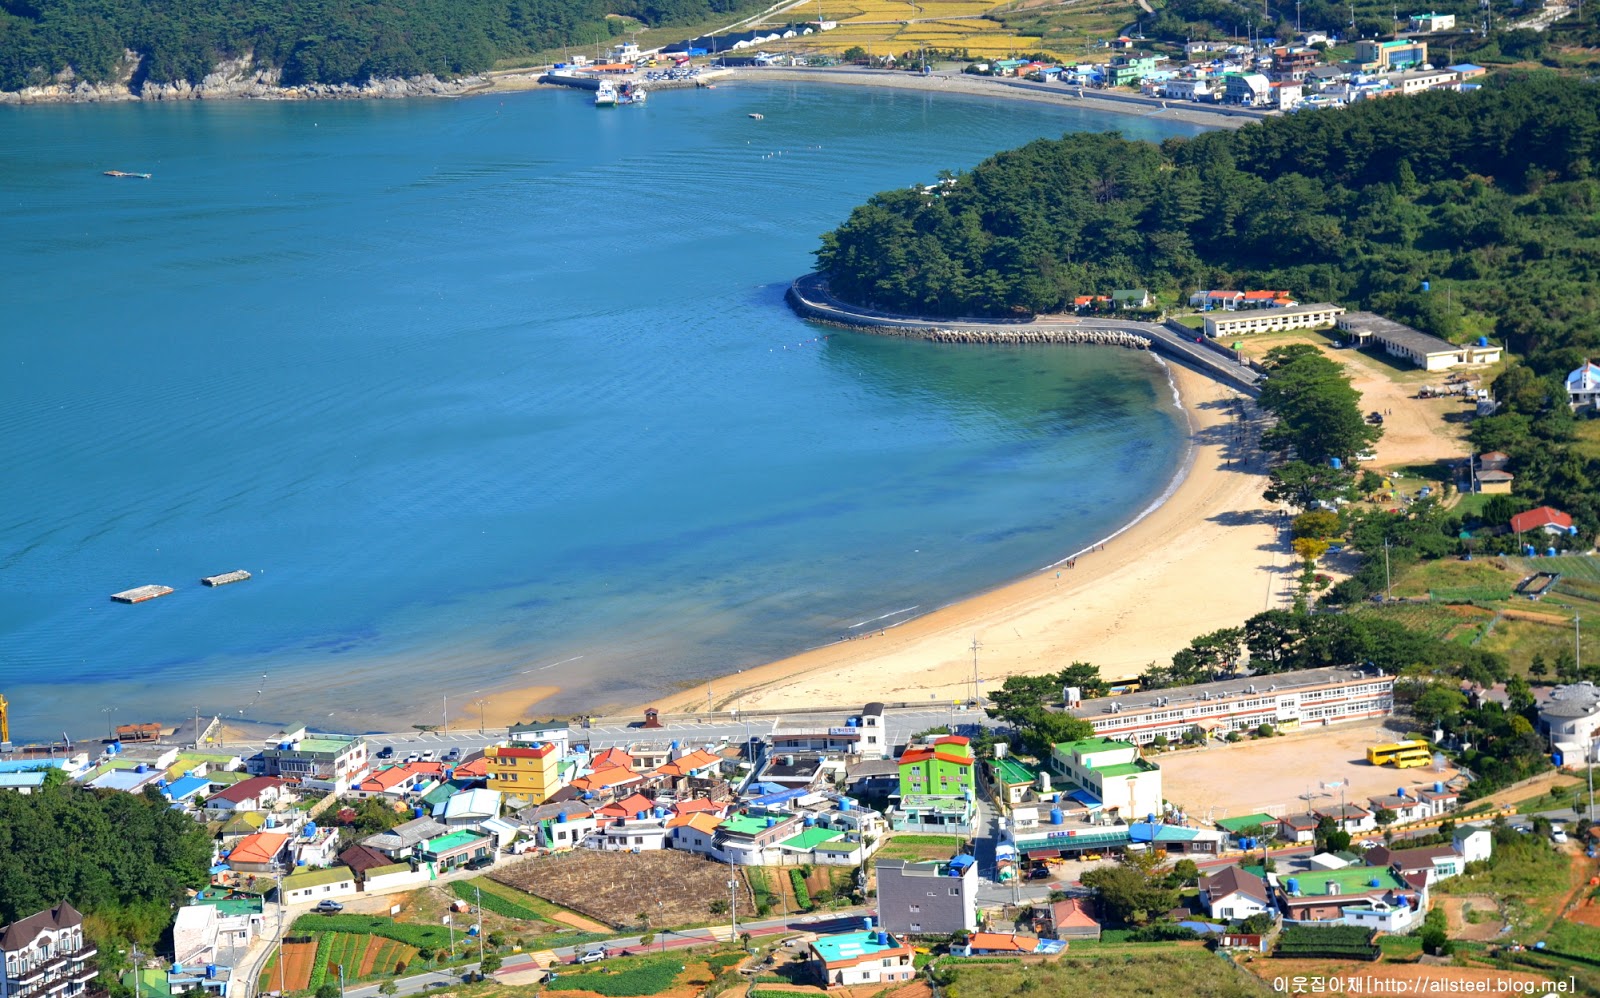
[
  {"left": 223, "top": 831, "right": 290, "bottom": 875},
  {"left": 807, "top": 927, "right": 915, "bottom": 988},
  {"left": 508, "top": 719, "right": 571, "bottom": 756},
  {"left": 1200, "top": 865, "right": 1274, "bottom": 921},
  {"left": 415, "top": 829, "right": 493, "bottom": 872},
  {"left": 249, "top": 728, "right": 369, "bottom": 793},
  {"left": 0, "top": 903, "right": 98, "bottom": 998},
  {"left": 202, "top": 776, "right": 289, "bottom": 816},
  {"left": 1281, "top": 865, "right": 1428, "bottom": 931},
  {"left": 591, "top": 815, "right": 671, "bottom": 852},
  {"left": 518, "top": 802, "right": 599, "bottom": 850},
  {"left": 876, "top": 856, "right": 978, "bottom": 935},
  {"left": 1414, "top": 784, "right": 1459, "bottom": 813},
  {"left": 1512, "top": 506, "right": 1576, "bottom": 540},
  {"left": 1047, "top": 737, "right": 1161, "bottom": 820},
  {"left": 362, "top": 815, "right": 449, "bottom": 860},
  {"left": 171, "top": 902, "right": 263, "bottom": 998},
  {"left": 484, "top": 743, "right": 562, "bottom": 804},
  {"left": 1409, "top": 11, "right": 1455, "bottom": 31},
  {"left": 279, "top": 867, "right": 358, "bottom": 905},
  {"left": 1365, "top": 790, "right": 1430, "bottom": 825},
  {"left": 1473, "top": 452, "right": 1514, "bottom": 494},
  {"left": 1278, "top": 813, "right": 1321, "bottom": 844},
  {"left": 1354, "top": 39, "right": 1428, "bottom": 72},
  {"left": 952, "top": 933, "right": 1043, "bottom": 956},
  {"left": 1216, "top": 813, "right": 1282, "bottom": 844},
  {"left": 1033, "top": 897, "right": 1101, "bottom": 941},
  {"left": 434, "top": 787, "right": 503, "bottom": 829},
  {"left": 1312, "top": 802, "right": 1375, "bottom": 833},
  {"left": 1111, "top": 288, "right": 1151, "bottom": 309},
  {"left": 666, "top": 812, "right": 724, "bottom": 856}
]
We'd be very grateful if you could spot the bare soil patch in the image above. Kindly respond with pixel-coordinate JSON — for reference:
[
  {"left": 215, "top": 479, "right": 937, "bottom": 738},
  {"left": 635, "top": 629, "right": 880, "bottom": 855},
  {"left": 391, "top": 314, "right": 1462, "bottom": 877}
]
[
  {"left": 1438, "top": 895, "right": 1506, "bottom": 941},
  {"left": 277, "top": 940, "right": 316, "bottom": 991},
  {"left": 491, "top": 850, "right": 754, "bottom": 928},
  {"left": 1158, "top": 720, "right": 1459, "bottom": 819}
]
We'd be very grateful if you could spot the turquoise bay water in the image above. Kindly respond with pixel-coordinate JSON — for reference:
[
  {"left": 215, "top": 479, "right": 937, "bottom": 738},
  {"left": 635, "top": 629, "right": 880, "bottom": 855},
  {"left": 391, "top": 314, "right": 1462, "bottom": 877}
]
[{"left": 0, "top": 84, "right": 1202, "bottom": 741}]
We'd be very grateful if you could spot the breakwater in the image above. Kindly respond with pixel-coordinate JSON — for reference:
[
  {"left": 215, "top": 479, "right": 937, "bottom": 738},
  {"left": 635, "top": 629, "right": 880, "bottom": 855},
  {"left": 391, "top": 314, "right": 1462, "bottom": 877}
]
[{"left": 849, "top": 324, "right": 1150, "bottom": 348}]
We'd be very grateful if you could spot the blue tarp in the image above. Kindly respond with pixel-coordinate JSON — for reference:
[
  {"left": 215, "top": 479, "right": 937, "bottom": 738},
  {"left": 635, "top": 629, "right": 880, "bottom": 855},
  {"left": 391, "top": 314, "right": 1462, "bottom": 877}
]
[
  {"left": 1180, "top": 921, "right": 1225, "bottom": 935},
  {"left": 1068, "top": 789, "right": 1102, "bottom": 807},
  {"left": 748, "top": 787, "right": 809, "bottom": 807}
]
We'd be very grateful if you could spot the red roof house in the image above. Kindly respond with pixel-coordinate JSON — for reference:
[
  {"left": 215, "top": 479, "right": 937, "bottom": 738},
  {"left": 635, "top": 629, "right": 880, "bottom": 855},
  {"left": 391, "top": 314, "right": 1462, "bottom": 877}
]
[{"left": 1510, "top": 506, "right": 1573, "bottom": 535}]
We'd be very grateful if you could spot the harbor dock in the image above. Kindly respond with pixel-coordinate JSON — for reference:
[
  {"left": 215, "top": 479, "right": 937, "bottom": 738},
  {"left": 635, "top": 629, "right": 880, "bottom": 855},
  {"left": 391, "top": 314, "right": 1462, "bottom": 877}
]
[
  {"left": 110, "top": 585, "right": 174, "bottom": 604},
  {"left": 201, "top": 569, "right": 251, "bottom": 587}
]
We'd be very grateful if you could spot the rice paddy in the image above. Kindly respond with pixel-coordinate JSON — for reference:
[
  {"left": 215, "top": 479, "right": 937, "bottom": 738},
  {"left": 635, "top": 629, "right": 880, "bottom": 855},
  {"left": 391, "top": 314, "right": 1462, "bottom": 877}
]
[{"left": 751, "top": 0, "right": 1058, "bottom": 60}]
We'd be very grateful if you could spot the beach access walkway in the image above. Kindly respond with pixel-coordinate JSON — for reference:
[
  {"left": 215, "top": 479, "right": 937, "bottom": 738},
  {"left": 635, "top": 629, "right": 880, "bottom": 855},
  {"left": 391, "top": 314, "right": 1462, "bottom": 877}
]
[{"left": 786, "top": 272, "right": 1262, "bottom": 397}]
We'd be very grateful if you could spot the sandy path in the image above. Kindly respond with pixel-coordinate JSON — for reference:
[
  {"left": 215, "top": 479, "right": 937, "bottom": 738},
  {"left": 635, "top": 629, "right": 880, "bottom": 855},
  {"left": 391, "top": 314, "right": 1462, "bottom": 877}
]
[{"left": 630, "top": 364, "right": 1288, "bottom": 713}]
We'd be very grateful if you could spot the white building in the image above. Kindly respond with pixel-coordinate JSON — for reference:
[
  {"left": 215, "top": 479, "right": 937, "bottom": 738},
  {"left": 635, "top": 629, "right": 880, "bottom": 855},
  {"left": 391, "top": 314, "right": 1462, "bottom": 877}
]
[
  {"left": 1, "top": 904, "right": 97, "bottom": 998},
  {"left": 1047, "top": 738, "right": 1162, "bottom": 820},
  {"left": 1337, "top": 312, "right": 1502, "bottom": 371},
  {"left": 1072, "top": 667, "right": 1395, "bottom": 745},
  {"left": 1205, "top": 302, "right": 1345, "bottom": 337},
  {"left": 1200, "top": 866, "right": 1274, "bottom": 922},
  {"left": 1409, "top": 11, "right": 1456, "bottom": 30},
  {"left": 1567, "top": 361, "right": 1600, "bottom": 411},
  {"left": 1539, "top": 682, "right": 1600, "bottom": 765}
]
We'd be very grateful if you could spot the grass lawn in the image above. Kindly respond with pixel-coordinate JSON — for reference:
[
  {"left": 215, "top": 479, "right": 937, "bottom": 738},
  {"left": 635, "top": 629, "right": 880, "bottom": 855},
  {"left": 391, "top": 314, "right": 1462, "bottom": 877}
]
[
  {"left": 875, "top": 833, "right": 965, "bottom": 862},
  {"left": 933, "top": 947, "right": 1270, "bottom": 996},
  {"left": 1479, "top": 615, "right": 1598, "bottom": 675},
  {"left": 1386, "top": 557, "right": 1521, "bottom": 601},
  {"left": 1437, "top": 834, "right": 1571, "bottom": 931},
  {"left": 1512, "top": 780, "right": 1587, "bottom": 815}
]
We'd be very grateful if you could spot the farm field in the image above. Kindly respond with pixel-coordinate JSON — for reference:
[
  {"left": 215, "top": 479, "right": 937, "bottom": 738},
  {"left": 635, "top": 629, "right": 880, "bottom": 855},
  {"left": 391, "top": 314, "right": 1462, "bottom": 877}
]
[
  {"left": 260, "top": 932, "right": 421, "bottom": 993},
  {"left": 1157, "top": 719, "right": 1458, "bottom": 820},
  {"left": 748, "top": 0, "right": 1057, "bottom": 59},
  {"left": 935, "top": 947, "right": 1271, "bottom": 997},
  {"left": 490, "top": 850, "right": 754, "bottom": 929},
  {"left": 874, "top": 834, "right": 965, "bottom": 863},
  {"left": 259, "top": 939, "right": 316, "bottom": 993},
  {"left": 1349, "top": 601, "right": 1495, "bottom": 644},
  {"left": 1256, "top": 958, "right": 1559, "bottom": 993}
]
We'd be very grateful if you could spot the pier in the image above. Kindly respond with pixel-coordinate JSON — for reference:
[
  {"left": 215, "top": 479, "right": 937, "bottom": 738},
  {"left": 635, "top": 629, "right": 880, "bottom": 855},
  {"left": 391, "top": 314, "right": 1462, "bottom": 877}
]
[
  {"left": 785, "top": 272, "right": 1261, "bottom": 397},
  {"left": 110, "top": 584, "right": 174, "bottom": 604},
  {"left": 201, "top": 569, "right": 251, "bottom": 587}
]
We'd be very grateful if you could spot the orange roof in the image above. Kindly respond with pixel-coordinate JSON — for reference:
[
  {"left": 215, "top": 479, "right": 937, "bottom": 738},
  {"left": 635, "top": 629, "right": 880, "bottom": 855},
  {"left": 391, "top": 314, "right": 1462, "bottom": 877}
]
[
  {"left": 898, "top": 747, "right": 974, "bottom": 767},
  {"left": 358, "top": 767, "right": 416, "bottom": 792},
  {"left": 672, "top": 798, "right": 726, "bottom": 815},
  {"left": 598, "top": 792, "right": 657, "bottom": 818},
  {"left": 452, "top": 757, "right": 488, "bottom": 778},
  {"left": 657, "top": 749, "right": 720, "bottom": 777},
  {"left": 571, "top": 766, "right": 638, "bottom": 791},
  {"left": 667, "top": 812, "right": 724, "bottom": 834},
  {"left": 591, "top": 747, "right": 634, "bottom": 771},
  {"left": 1242, "top": 290, "right": 1291, "bottom": 299},
  {"left": 228, "top": 831, "right": 290, "bottom": 866},
  {"left": 933, "top": 735, "right": 970, "bottom": 747},
  {"left": 1051, "top": 899, "right": 1100, "bottom": 928},
  {"left": 966, "top": 933, "right": 1036, "bottom": 953}
]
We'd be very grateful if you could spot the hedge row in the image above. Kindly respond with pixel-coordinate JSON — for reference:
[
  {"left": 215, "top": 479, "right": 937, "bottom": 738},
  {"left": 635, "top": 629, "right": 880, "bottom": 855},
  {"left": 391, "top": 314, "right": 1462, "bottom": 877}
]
[{"left": 788, "top": 870, "right": 811, "bottom": 910}]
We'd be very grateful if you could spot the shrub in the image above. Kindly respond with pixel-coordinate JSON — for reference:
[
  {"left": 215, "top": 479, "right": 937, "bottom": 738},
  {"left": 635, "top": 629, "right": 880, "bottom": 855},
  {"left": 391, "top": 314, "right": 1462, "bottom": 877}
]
[{"left": 788, "top": 870, "right": 812, "bottom": 910}]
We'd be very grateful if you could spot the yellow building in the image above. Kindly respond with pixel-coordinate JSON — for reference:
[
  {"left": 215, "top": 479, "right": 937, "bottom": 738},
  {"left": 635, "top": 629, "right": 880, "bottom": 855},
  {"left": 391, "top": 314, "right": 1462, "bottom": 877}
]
[{"left": 484, "top": 742, "right": 561, "bottom": 804}]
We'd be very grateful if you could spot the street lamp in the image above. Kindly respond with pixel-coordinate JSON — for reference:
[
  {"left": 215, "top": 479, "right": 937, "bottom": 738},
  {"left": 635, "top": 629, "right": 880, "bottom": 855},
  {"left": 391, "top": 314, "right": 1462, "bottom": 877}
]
[
  {"left": 474, "top": 698, "right": 490, "bottom": 736},
  {"left": 102, "top": 706, "right": 117, "bottom": 741}
]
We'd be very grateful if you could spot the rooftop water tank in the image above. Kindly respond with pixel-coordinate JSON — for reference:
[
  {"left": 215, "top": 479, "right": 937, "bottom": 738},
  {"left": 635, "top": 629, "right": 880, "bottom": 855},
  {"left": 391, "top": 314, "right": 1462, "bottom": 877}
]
[
  {"left": 1049, "top": 808, "right": 1065, "bottom": 825},
  {"left": 556, "top": 811, "right": 568, "bottom": 823},
  {"left": 1330, "top": 457, "right": 1343, "bottom": 470},
  {"left": 1370, "top": 878, "right": 1381, "bottom": 888},
  {"left": 1286, "top": 877, "right": 1300, "bottom": 896},
  {"left": 765, "top": 817, "right": 776, "bottom": 828},
  {"left": 413, "top": 806, "right": 425, "bottom": 818},
  {"left": 1397, "top": 787, "right": 1405, "bottom": 798},
  {"left": 1524, "top": 545, "right": 1537, "bottom": 557},
  {"left": 671, "top": 741, "right": 679, "bottom": 751},
  {"left": 173, "top": 964, "right": 183, "bottom": 975},
  {"left": 157, "top": 778, "right": 169, "bottom": 789},
  {"left": 1477, "top": 336, "right": 1488, "bottom": 347},
  {"left": 863, "top": 917, "right": 874, "bottom": 931},
  {"left": 876, "top": 931, "right": 888, "bottom": 947},
  {"left": 1548, "top": 547, "right": 1559, "bottom": 557},
  {"left": 1421, "top": 280, "right": 1431, "bottom": 291},
  {"left": 804, "top": 815, "right": 816, "bottom": 827},
  {"left": 840, "top": 799, "right": 852, "bottom": 811},
  {"left": 265, "top": 815, "right": 276, "bottom": 828},
  {"left": 636, "top": 810, "right": 648, "bottom": 821},
  {"left": 136, "top": 764, "right": 148, "bottom": 774},
  {"left": 846, "top": 718, "right": 857, "bottom": 728},
  {"left": 206, "top": 966, "right": 216, "bottom": 979},
  {"left": 1433, "top": 781, "right": 1444, "bottom": 793}
]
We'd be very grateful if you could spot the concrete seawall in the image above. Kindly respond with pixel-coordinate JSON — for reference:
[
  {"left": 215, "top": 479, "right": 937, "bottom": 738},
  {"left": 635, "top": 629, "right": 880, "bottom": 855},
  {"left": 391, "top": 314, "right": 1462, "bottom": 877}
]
[{"left": 786, "top": 272, "right": 1262, "bottom": 397}]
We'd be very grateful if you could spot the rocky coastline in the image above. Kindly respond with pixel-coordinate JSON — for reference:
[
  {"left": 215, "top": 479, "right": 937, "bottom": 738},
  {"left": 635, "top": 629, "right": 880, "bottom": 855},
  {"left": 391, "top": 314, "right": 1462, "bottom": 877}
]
[{"left": 0, "top": 51, "right": 488, "bottom": 105}]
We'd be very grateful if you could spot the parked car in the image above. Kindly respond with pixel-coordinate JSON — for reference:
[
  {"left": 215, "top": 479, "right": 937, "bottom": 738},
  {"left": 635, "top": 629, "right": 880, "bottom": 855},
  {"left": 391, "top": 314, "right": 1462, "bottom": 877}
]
[
  {"left": 445, "top": 746, "right": 461, "bottom": 762},
  {"left": 465, "top": 854, "right": 495, "bottom": 871},
  {"left": 313, "top": 901, "right": 344, "bottom": 914},
  {"left": 1551, "top": 825, "right": 1569, "bottom": 844},
  {"left": 404, "top": 752, "right": 421, "bottom": 763},
  {"left": 574, "top": 949, "right": 607, "bottom": 965},
  {"left": 377, "top": 746, "right": 395, "bottom": 760},
  {"left": 420, "top": 749, "right": 437, "bottom": 761}
]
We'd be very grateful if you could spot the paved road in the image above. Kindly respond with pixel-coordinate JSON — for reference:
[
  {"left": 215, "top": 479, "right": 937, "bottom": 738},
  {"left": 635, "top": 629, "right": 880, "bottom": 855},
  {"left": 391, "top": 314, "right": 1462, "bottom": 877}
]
[{"left": 346, "top": 705, "right": 997, "bottom": 761}]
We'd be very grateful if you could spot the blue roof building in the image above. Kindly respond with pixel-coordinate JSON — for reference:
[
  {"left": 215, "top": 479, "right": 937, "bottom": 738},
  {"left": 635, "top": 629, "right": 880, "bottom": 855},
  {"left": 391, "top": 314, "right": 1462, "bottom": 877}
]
[{"left": 162, "top": 775, "right": 212, "bottom": 802}]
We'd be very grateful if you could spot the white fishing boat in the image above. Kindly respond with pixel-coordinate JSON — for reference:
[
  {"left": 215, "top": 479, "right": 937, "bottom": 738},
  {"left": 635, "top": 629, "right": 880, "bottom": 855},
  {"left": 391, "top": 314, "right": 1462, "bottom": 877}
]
[
  {"left": 619, "top": 81, "right": 647, "bottom": 105},
  {"left": 595, "top": 80, "right": 619, "bottom": 107}
]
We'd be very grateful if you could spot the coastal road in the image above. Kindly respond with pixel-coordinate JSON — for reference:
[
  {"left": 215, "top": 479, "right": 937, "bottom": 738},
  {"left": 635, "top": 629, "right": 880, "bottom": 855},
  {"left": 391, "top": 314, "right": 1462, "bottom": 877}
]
[{"left": 356, "top": 706, "right": 996, "bottom": 759}]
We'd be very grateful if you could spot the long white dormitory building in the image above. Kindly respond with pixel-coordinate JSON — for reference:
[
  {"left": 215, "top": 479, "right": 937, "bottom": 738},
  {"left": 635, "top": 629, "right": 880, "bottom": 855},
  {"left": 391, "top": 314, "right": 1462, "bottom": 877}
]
[{"left": 1067, "top": 667, "right": 1396, "bottom": 745}]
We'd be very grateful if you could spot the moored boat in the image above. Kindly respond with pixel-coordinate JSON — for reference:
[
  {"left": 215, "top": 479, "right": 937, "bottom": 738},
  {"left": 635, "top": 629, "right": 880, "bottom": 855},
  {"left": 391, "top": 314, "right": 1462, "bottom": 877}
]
[
  {"left": 595, "top": 80, "right": 619, "bottom": 107},
  {"left": 104, "top": 170, "right": 152, "bottom": 179}
]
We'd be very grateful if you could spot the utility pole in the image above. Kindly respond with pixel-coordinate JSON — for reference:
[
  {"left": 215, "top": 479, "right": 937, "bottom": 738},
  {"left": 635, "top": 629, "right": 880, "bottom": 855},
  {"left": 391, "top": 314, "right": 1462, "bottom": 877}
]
[
  {"left": 1384, "top": 539, "right": 1392, "bottom": 602},
  {"left": 194, "top": 706, "right": 201, "bottom": 747},
  {"left": 474, "top": 698, "right": 490, "bottom": 736},
  {"left": 727, "top": 863, "right": 739, "bottom": 944},
  {"left": 130, "top": 942, "right": 141, "bottom": 998},
  {"left": 443, "top": 694, "right": 449, "bottom": 738},
  {"left": 274, "top": 866, "right": 287, "bottom": 996},
  {"left": 475, "top": 885, "right": 485, "bottom": 969},
  {"left": 337, "top": 964, "right": 346, "bottom": 998},
  {"left": 969, "top": 636, "right": 982, "bottom": 705}
]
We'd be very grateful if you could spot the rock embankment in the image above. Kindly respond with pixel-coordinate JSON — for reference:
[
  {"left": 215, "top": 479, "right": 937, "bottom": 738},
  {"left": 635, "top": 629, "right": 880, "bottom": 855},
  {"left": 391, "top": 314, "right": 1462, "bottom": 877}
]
[
  {"left": 0, "top": 51, "right": 486, "bottom": 104},
  {"left": 899, "top": 327, "right": 1151, "bottom": 348}
]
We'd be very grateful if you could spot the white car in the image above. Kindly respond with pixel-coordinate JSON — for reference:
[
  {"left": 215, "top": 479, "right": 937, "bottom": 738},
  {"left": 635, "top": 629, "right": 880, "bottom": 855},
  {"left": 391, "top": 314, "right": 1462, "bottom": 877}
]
[
  {"left": 420, "top": 749, "right": 437, "bottom": 761},
  {"left": 1551, "top": 825, "right": 1569, "bottom": 844}
]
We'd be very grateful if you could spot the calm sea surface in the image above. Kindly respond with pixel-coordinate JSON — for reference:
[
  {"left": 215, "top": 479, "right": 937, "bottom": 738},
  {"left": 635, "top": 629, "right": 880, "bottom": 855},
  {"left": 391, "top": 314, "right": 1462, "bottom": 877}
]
[{"left": 0, "top": 83, "right": 1203, "bottom": 741}]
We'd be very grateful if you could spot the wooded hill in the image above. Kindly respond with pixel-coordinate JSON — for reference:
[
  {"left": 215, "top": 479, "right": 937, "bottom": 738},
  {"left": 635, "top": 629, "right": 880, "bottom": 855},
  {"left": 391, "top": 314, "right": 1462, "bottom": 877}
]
[
  {"left": 815, "top": 74, "right": 1600, "bottom": 372},
  {"left": 0, "top": 0, "right": 761, "bottom": 91}
]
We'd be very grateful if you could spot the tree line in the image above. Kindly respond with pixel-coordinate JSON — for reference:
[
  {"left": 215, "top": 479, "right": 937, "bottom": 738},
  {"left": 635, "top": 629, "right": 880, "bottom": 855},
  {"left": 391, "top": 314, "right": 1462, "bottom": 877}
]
[
  {"left": 0, "top": 0, "right": 766, "bottom": 91},
  {"left": 0, "top": 773, "right": 211, "bottom": 954},
  {"left": 815, "top": 73, "right": 1600, "bottom": 355}
]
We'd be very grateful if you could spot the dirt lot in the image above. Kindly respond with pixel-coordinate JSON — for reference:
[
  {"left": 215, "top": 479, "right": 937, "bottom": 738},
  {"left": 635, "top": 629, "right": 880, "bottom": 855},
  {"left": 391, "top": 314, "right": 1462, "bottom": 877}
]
[
  {"left": 1257, "top": 958, "right": 1557, "bottom": 992},
  {"left": 1233, "top": 330, "right": 1484, "bottom": 472},
  {"left": 1159, "top": 720, "right": 1461, "bottom": 819},
  {"left": 1438, "top": 895, "right": 1507, "bottom": 941},
  {"left": 491, "top": 850, "right": 755, "bottom": 929}
]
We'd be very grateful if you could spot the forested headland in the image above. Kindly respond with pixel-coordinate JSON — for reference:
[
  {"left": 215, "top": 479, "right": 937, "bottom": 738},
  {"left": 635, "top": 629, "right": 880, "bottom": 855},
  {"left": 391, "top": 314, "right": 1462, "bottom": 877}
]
[
  {"left": 0, "top": 774, "right": 212, "bottom": 971},
  {"left": 816, "top": 74, "right": 1600, "bottom": 369},
  {"left": 0, "top": 0, "right": 761, "bottom": 92}
]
